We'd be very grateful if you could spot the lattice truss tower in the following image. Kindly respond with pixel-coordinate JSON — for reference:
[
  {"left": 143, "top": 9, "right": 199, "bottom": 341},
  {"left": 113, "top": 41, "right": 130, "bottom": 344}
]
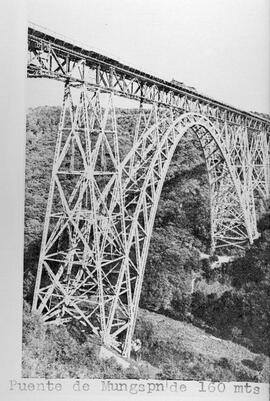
[{"left": 32, "top": 83, "right": 269, "bottom": 357}]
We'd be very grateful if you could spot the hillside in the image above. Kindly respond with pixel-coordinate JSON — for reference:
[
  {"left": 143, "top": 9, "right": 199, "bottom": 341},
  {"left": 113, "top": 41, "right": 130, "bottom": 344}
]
[
  {"left": 23, "top": 106, "right": 270, "bottom": 380},
  {"left": 189, "top": 212, "right": 270, "bottom": 356},
  {"left": 22, "top": 303, "right": 269, "bottom": 381},
  {"left": 135, "top": 308, "right": 269, "bottom": 381}
]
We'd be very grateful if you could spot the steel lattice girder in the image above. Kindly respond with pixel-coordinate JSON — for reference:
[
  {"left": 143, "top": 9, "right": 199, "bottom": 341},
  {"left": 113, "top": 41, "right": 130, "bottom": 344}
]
[
  {"left": 32, "top": 83, "right": 269, "bottom": 358},
  {"left": 27, "top": 24, "right": 270, "bottom": 132}
]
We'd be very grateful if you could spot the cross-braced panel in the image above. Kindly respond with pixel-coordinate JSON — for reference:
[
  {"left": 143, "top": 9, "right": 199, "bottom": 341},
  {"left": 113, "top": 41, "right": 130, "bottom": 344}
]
[{"left": 250, "top": 131, "right": 270, "bottom": 200}]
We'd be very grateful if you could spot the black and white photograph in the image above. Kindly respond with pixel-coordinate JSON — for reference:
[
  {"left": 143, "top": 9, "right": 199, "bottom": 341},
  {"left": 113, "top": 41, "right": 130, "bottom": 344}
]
[{"left": 0, "top": 0, "right": 269, "bottom": 398}]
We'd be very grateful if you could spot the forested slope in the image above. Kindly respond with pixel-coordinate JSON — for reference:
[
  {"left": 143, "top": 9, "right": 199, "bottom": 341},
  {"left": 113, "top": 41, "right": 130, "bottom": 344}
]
[{"left": 23, "top": 106, "right": 270, "bottom": 380}]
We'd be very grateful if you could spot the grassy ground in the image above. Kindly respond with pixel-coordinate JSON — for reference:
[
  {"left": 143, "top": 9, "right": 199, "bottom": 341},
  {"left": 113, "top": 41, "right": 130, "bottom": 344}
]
[
  {"left": 138, "top": 308, "right": 257, "bottom": 362},
  {"left": 134, "top": 308, "right": 270, "bottom": 381}
]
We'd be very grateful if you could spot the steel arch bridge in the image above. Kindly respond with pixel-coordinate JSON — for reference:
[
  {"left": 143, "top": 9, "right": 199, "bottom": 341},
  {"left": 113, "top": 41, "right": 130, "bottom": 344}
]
[{"left": 27, "top": 23, "right": 270, "bottom": 358}]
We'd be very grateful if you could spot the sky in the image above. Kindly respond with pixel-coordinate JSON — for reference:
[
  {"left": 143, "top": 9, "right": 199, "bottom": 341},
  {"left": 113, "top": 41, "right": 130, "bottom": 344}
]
[{"left": 26, "top": 0, "right": 270, "bottom": 114}]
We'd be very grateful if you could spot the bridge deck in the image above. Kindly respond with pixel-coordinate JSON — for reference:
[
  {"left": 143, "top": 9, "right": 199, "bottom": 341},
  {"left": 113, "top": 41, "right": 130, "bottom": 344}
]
[{"left": 27, "top": 23, "right": 270, "bottom": 132}]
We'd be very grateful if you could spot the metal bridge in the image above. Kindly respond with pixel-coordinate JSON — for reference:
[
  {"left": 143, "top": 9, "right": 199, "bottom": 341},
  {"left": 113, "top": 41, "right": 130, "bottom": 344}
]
[{"left": 27, "top": 23, "right": 270, "bottom": 358}]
